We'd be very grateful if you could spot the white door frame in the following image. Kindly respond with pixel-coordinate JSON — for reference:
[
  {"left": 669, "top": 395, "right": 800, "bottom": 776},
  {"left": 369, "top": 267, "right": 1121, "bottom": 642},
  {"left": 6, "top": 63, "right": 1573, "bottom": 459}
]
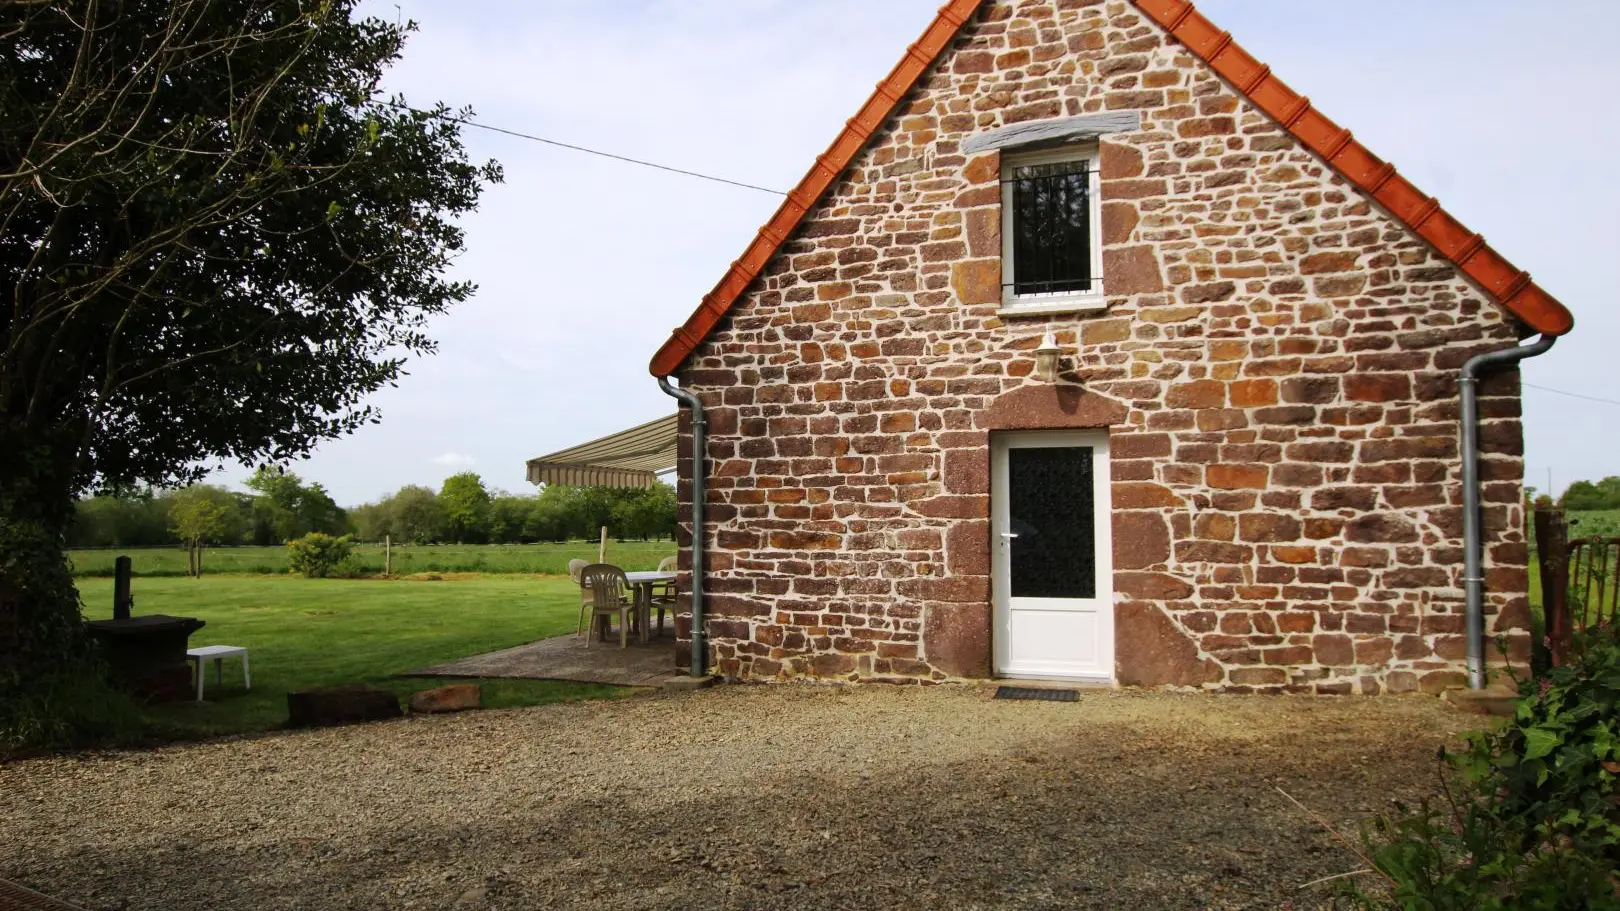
[{"left": 991, "top": 430, "right": 1114, "bottom": 681}]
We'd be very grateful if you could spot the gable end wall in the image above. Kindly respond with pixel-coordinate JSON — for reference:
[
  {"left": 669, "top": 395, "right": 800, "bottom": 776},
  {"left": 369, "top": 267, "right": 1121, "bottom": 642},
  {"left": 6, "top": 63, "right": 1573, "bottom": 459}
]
[{"left": 671, "top": 0, "right": 1530, "bottom": 694}]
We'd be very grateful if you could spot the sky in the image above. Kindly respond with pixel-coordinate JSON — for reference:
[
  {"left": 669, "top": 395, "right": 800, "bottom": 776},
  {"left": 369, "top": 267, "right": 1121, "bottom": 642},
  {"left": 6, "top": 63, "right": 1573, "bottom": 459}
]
[{"left": 209, "top": 0, "right": 1620, "bottom": 506}]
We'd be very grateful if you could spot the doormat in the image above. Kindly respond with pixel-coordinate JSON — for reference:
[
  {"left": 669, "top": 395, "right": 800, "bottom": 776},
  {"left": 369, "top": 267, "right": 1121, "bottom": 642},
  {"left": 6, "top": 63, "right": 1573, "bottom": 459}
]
[{"left": 994, "top": 686, "right": 1079, "bottom": 702}]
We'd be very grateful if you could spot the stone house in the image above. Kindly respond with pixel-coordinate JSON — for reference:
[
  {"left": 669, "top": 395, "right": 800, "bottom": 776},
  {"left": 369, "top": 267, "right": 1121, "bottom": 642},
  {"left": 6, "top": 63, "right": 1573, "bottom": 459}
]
[{"left": 646, "top": 0, "right": 1576, "bottom": 693}]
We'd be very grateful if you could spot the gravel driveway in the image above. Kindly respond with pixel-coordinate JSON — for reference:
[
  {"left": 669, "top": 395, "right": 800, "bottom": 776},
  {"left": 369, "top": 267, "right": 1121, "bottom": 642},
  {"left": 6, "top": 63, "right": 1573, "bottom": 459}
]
[{"left": 1, "top": 686, "right": 1472, "bottom": 910}]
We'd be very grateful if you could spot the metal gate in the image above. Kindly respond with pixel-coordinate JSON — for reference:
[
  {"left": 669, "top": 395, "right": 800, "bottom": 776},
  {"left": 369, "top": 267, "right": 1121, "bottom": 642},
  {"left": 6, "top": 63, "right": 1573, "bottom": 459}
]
[{"left": 1534, "top": 508, "right": 1619, "bottom": 665}]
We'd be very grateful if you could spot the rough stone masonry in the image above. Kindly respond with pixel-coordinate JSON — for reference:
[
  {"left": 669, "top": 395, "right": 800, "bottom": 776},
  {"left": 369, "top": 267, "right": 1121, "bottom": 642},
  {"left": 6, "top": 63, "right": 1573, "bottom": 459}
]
[{"left": 670, "top": 0, "right": 1531, "bottom": 694}]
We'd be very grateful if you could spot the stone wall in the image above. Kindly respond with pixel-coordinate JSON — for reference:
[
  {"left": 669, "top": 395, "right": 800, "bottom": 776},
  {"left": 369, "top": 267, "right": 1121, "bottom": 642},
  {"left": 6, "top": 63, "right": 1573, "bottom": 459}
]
[{"left": 670, "top": 0, "right": 1530, "bottom": 693}]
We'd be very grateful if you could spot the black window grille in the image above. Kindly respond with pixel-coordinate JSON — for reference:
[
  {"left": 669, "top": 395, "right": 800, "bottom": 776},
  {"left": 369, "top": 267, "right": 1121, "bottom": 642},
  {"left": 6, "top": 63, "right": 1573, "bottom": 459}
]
[{"left": 1005, "top": 159, "right": 1096, "bottom": 298}]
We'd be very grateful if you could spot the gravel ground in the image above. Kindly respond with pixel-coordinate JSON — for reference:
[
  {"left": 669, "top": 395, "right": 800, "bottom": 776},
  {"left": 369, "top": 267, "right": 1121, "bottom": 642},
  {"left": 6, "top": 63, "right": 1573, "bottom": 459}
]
[{"left": 0, "top": 686, "right": 1473, "bottom": 910}]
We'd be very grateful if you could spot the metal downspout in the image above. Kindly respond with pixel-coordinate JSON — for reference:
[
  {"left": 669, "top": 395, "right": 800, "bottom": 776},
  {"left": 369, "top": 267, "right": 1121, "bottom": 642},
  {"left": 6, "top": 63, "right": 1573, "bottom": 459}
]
[
  {"left": 1459, "top": 334, "right": 1555, "bottom": 689},
  {"left": 657, "top": 375, "right": 706, "bottom": 677}
]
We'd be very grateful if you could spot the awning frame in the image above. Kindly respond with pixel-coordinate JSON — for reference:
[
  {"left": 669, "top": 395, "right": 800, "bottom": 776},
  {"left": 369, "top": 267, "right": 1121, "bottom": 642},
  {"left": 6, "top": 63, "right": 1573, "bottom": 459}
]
[{"left": 524, "top": 413, "right": 678, "bottom": 488}]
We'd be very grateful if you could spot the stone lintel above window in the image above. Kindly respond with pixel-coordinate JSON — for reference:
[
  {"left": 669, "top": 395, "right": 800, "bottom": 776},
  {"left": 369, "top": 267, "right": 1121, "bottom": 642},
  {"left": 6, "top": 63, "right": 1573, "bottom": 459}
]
[{"left": 962, "top": 111, "right": 1142, "bottom": 156}]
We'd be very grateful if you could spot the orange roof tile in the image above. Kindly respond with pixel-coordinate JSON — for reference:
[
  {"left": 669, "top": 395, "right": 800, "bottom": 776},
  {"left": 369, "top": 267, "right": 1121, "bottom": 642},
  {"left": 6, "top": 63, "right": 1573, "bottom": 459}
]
[{"left": 648, "top": 0, "right": 1575, "bottom": 377}]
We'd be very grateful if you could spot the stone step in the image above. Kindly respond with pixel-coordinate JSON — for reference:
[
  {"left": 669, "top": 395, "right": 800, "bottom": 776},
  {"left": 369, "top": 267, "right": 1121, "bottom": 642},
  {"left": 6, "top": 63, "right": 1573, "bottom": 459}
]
[{"left": 1444, "top": 684, "right": 1520, "bottom": 717}]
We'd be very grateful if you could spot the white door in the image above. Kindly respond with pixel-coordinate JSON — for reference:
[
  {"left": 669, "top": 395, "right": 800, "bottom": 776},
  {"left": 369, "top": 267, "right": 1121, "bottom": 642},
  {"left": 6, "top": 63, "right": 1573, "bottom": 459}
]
[{"left": 992, "top": 430, "right": 1114, "bottom": 680}]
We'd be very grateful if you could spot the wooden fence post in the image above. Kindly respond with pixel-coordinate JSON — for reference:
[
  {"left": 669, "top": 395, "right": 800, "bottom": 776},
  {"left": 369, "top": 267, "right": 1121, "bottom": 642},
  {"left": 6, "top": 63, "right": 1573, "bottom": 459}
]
[
  {"left": 598, "top": 525, "right": 608, "bottom": 564},
  {"left": 113, "top": 556, "right": 132, "bottom": 620},
  {"left": 385, "top": 535, "right": 392, "bottom": 577},
  {"left": 1534, "top": 507, "right": 1571, "bottom": 665}
]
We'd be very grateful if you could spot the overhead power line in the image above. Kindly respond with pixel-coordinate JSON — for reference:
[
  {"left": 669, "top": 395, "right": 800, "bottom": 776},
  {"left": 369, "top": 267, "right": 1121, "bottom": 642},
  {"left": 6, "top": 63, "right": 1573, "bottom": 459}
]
[
  {"left": 1523, "top": 382, "right": 1620, "bottom": 408},
  {"left": 371, "top": 106, "right": 1618, "bottom": 413},
  {"left": 380, "top": 100, "right": 786, "bottom": 196}
]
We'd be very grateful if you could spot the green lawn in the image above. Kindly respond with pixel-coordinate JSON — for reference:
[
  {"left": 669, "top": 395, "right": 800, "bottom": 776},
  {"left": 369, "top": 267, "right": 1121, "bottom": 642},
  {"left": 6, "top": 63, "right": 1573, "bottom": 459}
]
[
  {"left": 74, "top": 574, "right": 629, "bottom": 741},
  {"left": 70, "top": 539, "right": 675, "bottom": 577},
  {"left": 1565, "top": 509, "right": 1620, "bottom": 540},
  {"left": 1527, "top": 509, "right": 1619, "bottom": 616}
]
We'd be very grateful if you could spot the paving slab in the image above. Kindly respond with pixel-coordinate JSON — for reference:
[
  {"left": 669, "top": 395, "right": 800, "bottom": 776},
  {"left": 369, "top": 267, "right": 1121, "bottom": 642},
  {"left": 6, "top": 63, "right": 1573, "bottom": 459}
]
[{"left": 405, "top": 631, "right": 682, "bottom": 687}]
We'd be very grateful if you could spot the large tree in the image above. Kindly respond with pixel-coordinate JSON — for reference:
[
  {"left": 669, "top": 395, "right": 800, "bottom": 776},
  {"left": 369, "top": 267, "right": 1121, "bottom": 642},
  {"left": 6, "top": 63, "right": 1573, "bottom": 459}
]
[
  {"left": 167, "top": 484, "right": 243, "bottom": 576},
  {"left": 0, "top": 1, "right": 499, "bottom": 697},
  {"left": 438, "top": 471, "right": 490, "bottom": 544},
  {"left": 384, "top": 484, "right": 444, "bottom": 543},
  {"left": 244, "top": 466, "right": 343, "bottom": 543},
  {"left": 487, "top": 493, "right": 536, "bottom": 544}
]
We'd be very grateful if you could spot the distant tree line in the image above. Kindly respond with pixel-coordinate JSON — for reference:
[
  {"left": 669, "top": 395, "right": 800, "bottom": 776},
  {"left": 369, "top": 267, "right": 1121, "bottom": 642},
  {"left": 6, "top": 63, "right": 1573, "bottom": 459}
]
[
  {"left": 69, "top": 466, "right": 345, "bottom": 548},
  {"left": 346, "top": 473, "right": 676, "bottom": 544},
  {"left": 1558, "top": 476, "right": 1620, "bottom": 512},
  {"left": 67, "top": 469, "right": 676, "bottom": 548}
]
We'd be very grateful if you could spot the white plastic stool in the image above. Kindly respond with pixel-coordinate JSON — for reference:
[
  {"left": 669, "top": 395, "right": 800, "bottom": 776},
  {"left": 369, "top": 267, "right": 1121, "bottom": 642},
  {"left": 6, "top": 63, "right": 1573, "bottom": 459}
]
[{"left": 187, "top": 645, "right": 250, "bottom": 702}]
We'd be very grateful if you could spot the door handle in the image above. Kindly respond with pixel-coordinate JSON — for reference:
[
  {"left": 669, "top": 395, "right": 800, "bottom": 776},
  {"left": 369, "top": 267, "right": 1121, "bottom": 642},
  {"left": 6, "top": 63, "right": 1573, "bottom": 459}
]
[{"left": 1000, "top": 532, "right": 1019, "bottom": 538}]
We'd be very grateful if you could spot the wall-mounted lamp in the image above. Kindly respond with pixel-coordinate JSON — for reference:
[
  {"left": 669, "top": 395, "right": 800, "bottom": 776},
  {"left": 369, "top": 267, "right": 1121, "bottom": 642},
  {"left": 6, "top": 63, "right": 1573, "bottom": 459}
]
[{"left": 1033, "top": 330, "right": 1065, "bottom": 383}]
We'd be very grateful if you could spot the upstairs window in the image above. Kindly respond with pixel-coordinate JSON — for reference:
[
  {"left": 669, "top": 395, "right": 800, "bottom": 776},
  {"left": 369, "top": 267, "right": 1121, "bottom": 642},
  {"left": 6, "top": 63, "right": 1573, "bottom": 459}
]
[{"left": 1000, "top": 146, "right": 1104, "bottom": 314}]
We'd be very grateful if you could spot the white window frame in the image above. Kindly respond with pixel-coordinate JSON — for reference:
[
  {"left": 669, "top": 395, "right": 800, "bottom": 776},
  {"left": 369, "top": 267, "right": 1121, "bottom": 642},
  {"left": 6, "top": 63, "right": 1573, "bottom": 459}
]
[{"left": 998, "top": 144, "right": 1106, "bottom": 317}]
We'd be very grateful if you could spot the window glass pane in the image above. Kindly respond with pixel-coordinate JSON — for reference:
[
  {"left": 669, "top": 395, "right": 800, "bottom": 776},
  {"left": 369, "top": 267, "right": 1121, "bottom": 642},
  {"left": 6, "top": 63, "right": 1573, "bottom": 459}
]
[
  {"left": 1008, "top": 446, "right": 1096, "bottom": 598},
  {"left": 1008, "top": 159, "right": 1093, "bottom": 297}
]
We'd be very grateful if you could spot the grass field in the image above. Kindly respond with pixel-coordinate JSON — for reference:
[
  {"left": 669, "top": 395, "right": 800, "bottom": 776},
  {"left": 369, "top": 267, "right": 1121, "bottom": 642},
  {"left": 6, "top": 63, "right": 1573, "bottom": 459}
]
[
  {"left": 57, "top": 508, "right": 1611, "bottom": 744},
  {"left": 1564, "top": 509, "right": 1620, "bottom": 540},
  {"left": 73, "top": 574, "right": 630, "bottom": 740},
  {"left": 69, "top": 540, "right": 675, "bottom": 577},
  {"left": 1528, "top": 509, "right": 1619, "bottom": 612}
]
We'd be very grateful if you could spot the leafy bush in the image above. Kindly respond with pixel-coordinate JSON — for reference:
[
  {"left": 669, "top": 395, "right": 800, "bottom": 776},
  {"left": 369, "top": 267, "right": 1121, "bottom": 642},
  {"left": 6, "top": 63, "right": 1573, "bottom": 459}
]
[
  {"left": 0, "top": 666, "right": 146, "bottom": 759},
  {"left": 332, "top": 553, "right": 369, "bottom": 579},
  {"left": 286, "top": 532, "right": 354, "bottom": 578},
  {"left": 1352, "top": 622, "right": 1620, "bottom": 909}
]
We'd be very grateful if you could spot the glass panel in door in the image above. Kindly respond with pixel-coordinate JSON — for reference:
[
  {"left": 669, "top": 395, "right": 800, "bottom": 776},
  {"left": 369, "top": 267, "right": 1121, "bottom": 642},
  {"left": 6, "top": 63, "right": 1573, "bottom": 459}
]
[{"left": 1007, "top": 446, "right": 1096, "bottom": 599}]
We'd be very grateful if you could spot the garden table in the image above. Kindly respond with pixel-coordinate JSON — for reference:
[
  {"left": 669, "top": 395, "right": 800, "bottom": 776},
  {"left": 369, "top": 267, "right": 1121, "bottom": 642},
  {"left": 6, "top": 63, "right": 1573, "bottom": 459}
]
[
  {"left": 623, "top": 571, "right": 676, "bottom": 645},
  {"left": 187, "top": 644, "right": 250, "bottom": 701}
]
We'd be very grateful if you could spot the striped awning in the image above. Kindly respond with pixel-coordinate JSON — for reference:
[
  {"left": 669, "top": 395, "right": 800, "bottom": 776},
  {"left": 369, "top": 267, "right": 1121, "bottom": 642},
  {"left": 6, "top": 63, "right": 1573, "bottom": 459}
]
[{"left": 525, "top": 413, "right": 678, "bottom": 488}]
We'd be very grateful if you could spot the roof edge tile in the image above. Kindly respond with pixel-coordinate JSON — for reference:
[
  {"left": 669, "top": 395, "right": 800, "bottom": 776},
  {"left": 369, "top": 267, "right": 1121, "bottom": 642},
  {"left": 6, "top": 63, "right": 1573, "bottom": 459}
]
[
  {"left": 1133, "top": 0, "right": 1574, "bottom": 337},
  {"left": 648, "top": 0, "right": 988, "bottom": 377},
  {"left": 649, "top": 0, "right": 1572, "bottom": 377}
]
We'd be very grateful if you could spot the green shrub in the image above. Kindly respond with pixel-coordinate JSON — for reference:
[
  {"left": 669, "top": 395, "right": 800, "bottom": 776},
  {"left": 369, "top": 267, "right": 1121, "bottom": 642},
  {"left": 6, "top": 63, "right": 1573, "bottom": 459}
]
[
  {"left": 0, "top": 665, "right": 146, "bottom": 759},
  {"left": 332, "top": 553, "right": 369, "bottom": 579},
  {"left": 1351, "top": 622, "right": 1620, "bottom": 909},
  {"left": 286, "top": 532, "right": 354, "bottom": 578}
]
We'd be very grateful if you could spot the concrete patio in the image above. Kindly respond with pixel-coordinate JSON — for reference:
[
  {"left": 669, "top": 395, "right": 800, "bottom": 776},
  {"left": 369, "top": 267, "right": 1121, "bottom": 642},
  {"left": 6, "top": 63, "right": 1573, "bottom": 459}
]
[{"left": 407, "top": 628, "right": 683, "bottom": 688}]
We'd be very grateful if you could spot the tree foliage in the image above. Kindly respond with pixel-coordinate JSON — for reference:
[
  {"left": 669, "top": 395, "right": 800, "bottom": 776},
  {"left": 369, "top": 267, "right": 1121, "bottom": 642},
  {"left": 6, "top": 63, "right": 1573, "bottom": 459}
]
[
  {"left": 243, "top": 466, "right": 344, "bottom": 544},
  {"left": 167, "top": 484, "right": 240, "bottom": 576},
  {"left": 1353, "top": 623, "right": 1620, "bottom": 909},
  {"left": 612, "top": 483, "right": 677, "bottom": 542},
  {"left": 350, "top": 483, "right": 442, "bottom": 543},
  {"left": 68, "top": 491, "right": 172, "bottom": 548},
  {"left": 2, "top": 0, "right": 498, "bottom": 497},
  {"left": 286, "top": 532, "right": 353, "bottom": 578},
  {"left": 438, "top": 472, "right": 491, "bottom": 544},
  {"left": 338, "top": 477, "right": 675, "bottom": 545},
  {"left": 66, "top": 476, "right": 678, "bottom": 550},
  {"left": 0, "top": 0, "right": 497, "bottom": 729},
  {"left": 1560, "top": 476, "right": 1620, "bottom": 511},
  {"left": 66, "top": 474, "right": 348, "bottom": 549}
]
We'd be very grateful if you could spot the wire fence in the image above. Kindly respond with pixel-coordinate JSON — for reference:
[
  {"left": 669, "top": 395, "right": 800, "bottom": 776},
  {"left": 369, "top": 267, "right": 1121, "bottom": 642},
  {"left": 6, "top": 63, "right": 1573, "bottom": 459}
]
[{"left": 67, "top": 541, "right": 674, "bottom": 578}]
